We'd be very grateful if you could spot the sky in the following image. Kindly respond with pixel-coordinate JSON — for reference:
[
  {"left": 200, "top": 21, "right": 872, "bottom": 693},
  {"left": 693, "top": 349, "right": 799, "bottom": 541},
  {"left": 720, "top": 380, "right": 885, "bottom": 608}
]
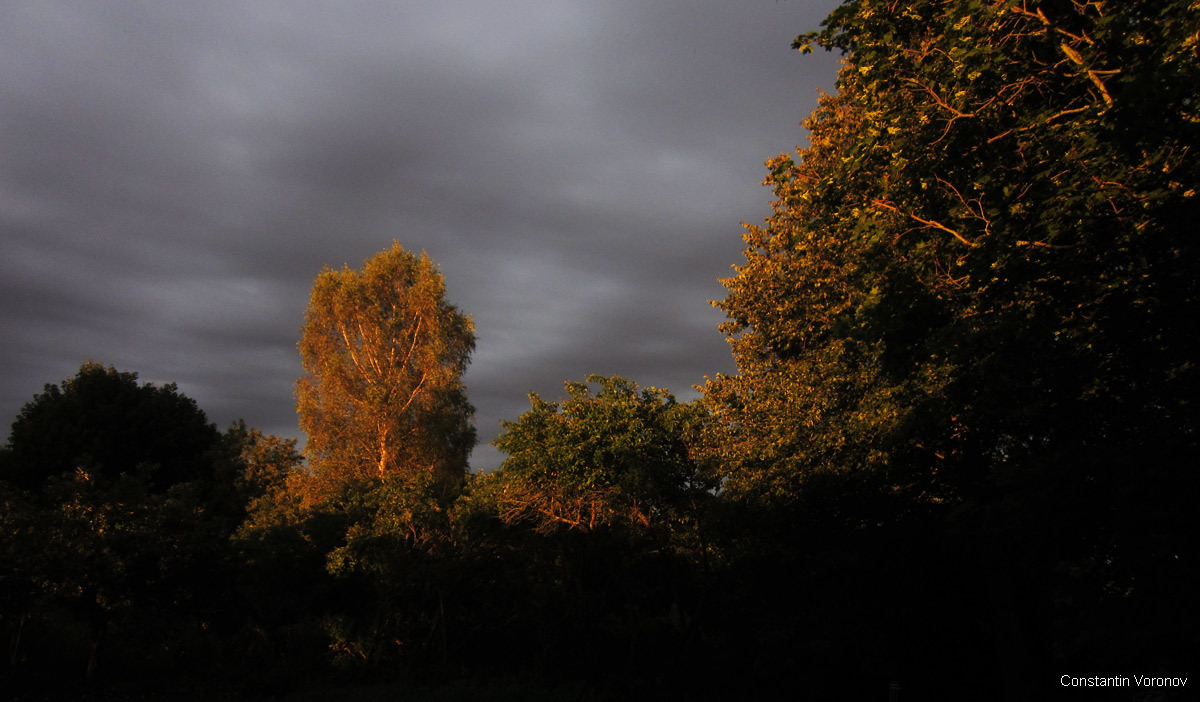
[{"left": 0, "top": 0, "right": 843, "bottom": 471}]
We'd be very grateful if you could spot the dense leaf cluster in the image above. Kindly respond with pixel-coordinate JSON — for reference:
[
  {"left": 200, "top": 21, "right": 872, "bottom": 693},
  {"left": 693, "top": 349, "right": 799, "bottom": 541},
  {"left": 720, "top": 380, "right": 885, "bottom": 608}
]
[
  {"left": 707, "top": 0, "right": 1199, "bottom": 696},
  {"left": 483, "top": 375, "right": 715, "bottom": 536}
]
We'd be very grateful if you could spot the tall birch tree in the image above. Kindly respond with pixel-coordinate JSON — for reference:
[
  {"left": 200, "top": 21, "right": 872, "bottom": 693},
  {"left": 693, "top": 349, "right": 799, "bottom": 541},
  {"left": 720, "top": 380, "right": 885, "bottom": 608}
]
[{"left": 297, "top": 242, "right": 475, "bottom": 501}]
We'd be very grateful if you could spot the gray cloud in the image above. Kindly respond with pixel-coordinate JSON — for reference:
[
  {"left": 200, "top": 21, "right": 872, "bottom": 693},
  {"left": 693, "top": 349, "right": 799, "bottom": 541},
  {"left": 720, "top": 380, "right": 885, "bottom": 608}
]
[{"left": 1, "top": 0, "right": 842, "bottom": 469}]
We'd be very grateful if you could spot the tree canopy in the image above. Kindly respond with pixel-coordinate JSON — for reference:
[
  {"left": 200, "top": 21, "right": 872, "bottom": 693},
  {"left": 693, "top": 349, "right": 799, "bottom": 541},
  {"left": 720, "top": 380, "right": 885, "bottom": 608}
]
[
  {"left": 296, "top": 242, "right": 476, "bottom": 500},
  {"left": 705, "top": 0, "right": 1199, "bottom": 691},
  {"left": 1, "top": 361, "right": 221, "bottom": 495},
  {"left": 0, "top": 363, "right": 263, "bottom": 686},
  {"left": 711, "top": 0, "right": 1198, "bottom": 498},
  {"left": 484, "top": 375, "right": 715, "bottom": 537}
]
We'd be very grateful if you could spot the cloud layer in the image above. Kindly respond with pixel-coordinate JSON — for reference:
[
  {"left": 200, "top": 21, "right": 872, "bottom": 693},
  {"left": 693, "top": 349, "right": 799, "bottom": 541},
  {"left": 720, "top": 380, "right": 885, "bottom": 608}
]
[{"left": 0, "top": 0, "right": 842, "bottom": 469}]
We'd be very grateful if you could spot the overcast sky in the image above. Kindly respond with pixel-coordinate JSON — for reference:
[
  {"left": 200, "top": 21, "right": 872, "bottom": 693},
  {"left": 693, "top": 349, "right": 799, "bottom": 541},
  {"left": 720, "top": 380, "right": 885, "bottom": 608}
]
[{"left": 1, "top": 1, "right": 842, "bottom": 470}]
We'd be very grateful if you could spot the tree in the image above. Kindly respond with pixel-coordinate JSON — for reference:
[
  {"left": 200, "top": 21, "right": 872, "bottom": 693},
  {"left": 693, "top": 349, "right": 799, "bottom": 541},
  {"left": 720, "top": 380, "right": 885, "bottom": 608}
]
[
  {"left": 705, "top": 0, "right": 1199, "bottom": 694},
  {"left": 0, "top": 363, "right": 246, "bottom": 686},
  {"left": 224, "top": 420, "right": 303, "bottom": 529},
  {"left": 454, "top": 376, "right": 717, "bottom": 693},
  {"left": 1, "top": 361, "right": 221, "bottom": 496},
  {"left": 296, "top": 242, "right": 476, "bottom": 501},
  {"left": 288, "top": 244, "right": 476, "bottom": 672},
  {"left": 485, "top": 375, "right": 715, "bottom": 538}
]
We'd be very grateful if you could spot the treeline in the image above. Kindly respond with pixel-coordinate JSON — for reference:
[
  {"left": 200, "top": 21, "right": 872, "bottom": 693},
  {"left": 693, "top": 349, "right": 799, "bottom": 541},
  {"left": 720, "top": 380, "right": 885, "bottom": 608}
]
[{"left": 3, "top": 0, "right": 1198, "bottom": 699}]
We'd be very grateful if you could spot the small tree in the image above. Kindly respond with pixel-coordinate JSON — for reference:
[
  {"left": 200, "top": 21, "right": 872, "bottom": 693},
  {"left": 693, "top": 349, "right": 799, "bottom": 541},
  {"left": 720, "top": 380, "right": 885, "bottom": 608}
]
[
  {"left": 296, "top": 242, "right": 475, "bottom": 501},
  {"left": 453, "top": 377, "right": 718, "bottom": 688},
  {"left": 487, "top": 375, "right": 714, "bottom": 538}
]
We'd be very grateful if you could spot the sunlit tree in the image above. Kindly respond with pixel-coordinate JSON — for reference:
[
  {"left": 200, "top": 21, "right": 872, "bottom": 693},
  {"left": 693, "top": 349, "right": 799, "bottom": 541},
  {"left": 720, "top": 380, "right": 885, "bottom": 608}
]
[
  {"left": 486, "top": 375, "right": 715, "bottom": 538},
  {"left": 297, "top": 242, "right": 475, "bottom": 501},
  {"left": 289, "top": 244, "right": 477, "bottom": 669},
  {"left": 705, "top": 0, "right": 1199, "bottom": 690}
]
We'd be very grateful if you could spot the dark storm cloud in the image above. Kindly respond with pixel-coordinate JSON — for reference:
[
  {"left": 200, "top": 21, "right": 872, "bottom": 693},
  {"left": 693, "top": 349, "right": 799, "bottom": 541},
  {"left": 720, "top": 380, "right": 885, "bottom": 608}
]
[{"left": 0, "top": 0, "right": 843, "bottom": 469}]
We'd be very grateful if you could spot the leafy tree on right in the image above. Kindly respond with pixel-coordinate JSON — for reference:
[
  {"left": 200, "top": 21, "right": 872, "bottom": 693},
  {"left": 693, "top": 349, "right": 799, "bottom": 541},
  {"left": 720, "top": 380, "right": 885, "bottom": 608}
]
[{"left": 705, "top": 0, "right": 1198, "bottom": 695}]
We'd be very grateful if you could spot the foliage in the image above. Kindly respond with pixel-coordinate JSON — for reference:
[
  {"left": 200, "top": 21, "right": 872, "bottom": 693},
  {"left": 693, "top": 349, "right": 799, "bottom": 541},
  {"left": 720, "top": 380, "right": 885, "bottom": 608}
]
[
  {"left": 486, "top": 375, "right": 716, "bottom": 538},
  {"left": 0, "top": 363, "right": 253, "bottom": 687},
  {"left": 1, "top": 361, "right": 222, "bottom": 495},
  {"left": 454, "top": 376, "right": 718, "bottom": 696},
  {"left": 228, "top": 244, "right": 480, "bottom": 679},
  {"left": 297, "top": 241, "right": 476, "bottom": 502},
  {"left": 707, "top": 0, "right": 1200, "bottom": 692}
]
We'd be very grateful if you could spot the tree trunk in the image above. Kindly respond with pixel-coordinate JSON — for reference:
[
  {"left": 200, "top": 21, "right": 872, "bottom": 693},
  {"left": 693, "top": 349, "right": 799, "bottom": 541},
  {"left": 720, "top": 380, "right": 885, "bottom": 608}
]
[{"left": 7, "top": 610, "right": 26, "bottom": 673}]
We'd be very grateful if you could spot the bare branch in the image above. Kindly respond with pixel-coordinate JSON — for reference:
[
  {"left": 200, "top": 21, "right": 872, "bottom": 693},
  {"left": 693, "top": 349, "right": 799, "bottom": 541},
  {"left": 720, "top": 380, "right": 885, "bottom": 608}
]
[
  {"left": 873, "top": 199, "right": 980, "bottom": 248},
  {"left": 937, "top": 177, "right": 994, "bottom": 238}
]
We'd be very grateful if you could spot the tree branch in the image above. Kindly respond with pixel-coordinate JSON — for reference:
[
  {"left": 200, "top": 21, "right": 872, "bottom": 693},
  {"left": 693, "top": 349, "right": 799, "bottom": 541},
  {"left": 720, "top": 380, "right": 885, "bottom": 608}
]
[{"left": 873, "top": 199, "right": 980, "bottom": 248}]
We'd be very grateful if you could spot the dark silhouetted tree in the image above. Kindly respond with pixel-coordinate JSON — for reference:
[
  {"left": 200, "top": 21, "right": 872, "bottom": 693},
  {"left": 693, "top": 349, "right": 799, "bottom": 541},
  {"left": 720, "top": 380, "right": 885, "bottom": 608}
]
[
  {"left": 2, "top": 362, "right": 220, "bottom": 496},
  {"left": 0, "top": 363, "right": 247, "bottom": 687}
]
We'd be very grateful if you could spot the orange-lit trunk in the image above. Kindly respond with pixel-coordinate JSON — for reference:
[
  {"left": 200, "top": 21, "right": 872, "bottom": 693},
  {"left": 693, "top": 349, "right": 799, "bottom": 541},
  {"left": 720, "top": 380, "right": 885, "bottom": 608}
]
[{"left": 378, "top": 425, "right": 389, "bottom": 479}]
